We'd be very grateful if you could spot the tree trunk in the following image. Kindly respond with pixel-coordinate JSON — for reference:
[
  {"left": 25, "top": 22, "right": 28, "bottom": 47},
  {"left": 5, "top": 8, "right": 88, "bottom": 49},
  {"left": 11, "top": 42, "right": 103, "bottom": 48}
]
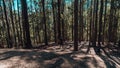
[
  {"left": 58, "top": 0, "right": 63, "bottom": 45},
  {"left": 74, "top": 0, "right": 78, "bottom": 51},
  {"left": 108, "top": 0, "right": 114, "bottom": 42},
  {"left": 102, "top": 0, "right": 107, "bottom": 45},
  {"left": 2, "top": 0, "right": 13, "bottom": 48},
  {"left": 97, "top": 0, "right": 104, "bottom": 53},
  {"left": 21, "top": 0, "right": 32, "bottom": 48},
  {"left": 13, "top": 1, "right": 19, "bottom": 47},
  {"left": 42, "top": 0, "right": 48, "bottom": 45},
  {"left": 9, "top": 1, "right": 17, "bottom": 47},
  {"left": 61, "top": 0, "right": 65, "bottom": 43},
  {"left": 0, "top": 1, "right": 6, "bottom": 47},
  {"left": 52, "top": 0, "right": 57, "bottom": 43},
  {"left": 93, "top": 0, "right": 98, "bottom": 47},
  {"left": 17, "top": 0, "right": 23, "bottom": 47}
]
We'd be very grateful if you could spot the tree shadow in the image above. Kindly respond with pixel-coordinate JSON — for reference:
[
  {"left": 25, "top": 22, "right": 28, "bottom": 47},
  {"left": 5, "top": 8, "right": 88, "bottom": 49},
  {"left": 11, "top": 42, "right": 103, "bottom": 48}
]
[
  {"left": 98, "top": 53, "right": 117, "bottom": 68},
  {"left": 85, "top": 43, "right": 120, "bottom": 68},
  {"left": 0, "top": 50, "right": 61, "bottom": 67},
  {"left": 0, "top": 48, "right": 119, "bottom": 68},
  {"left": 96, "top": 48, "right": 120, "bottom": 68},
  {"left": 0, "top": 50, "right": 90, "bottom": 68},
  {"left": 102, "top": 48, "right": 120, "bottom": 65}
]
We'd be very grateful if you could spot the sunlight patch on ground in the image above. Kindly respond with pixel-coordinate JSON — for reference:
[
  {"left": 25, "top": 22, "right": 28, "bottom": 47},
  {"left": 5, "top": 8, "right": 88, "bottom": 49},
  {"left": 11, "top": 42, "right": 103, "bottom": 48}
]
[
  {"left": 0, "top": 46, "right": 120, "bottom": 68},
  {"left": 0, "top": 56, "right": 41, "bottom": 68}
]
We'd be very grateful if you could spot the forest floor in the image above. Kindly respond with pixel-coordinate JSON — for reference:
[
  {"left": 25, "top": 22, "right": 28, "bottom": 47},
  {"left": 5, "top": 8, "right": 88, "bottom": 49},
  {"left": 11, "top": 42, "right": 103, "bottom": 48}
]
[{"left": 0, "top": 42, "right": 120, "bottom": 68}]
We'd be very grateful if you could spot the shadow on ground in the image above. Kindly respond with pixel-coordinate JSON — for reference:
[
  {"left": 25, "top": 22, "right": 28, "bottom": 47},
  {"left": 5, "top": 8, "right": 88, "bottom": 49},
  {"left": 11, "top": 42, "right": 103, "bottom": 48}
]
[{"left": 0, "top": 48, "right": 119, "bottom": 68}]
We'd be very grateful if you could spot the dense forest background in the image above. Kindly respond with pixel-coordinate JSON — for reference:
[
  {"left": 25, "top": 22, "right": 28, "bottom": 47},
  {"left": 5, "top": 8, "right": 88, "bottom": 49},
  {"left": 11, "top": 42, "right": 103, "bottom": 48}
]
[{"left": 0, "top": 0, "right": 120, "bottom": 52}]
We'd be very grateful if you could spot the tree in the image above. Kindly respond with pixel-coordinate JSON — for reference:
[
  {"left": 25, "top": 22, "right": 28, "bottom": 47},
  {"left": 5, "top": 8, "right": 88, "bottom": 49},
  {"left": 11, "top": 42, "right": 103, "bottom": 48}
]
[
  {"left": 21, "top": 0, "right": 32, "bottom": 48},
  {"left": 52, "top": 0, "right": 57, "bottom": 43},
  {"left": 13, "top": 0, "right": 20, "bottom": 47},
  {"left": 79, "top": 0, "right": 84, "bottom": 42},
  {"left": 57, "top": 0, "right": 63, "bottom": 45},
  {"left": 108, "top": 0, "right": 114, "bottom": 42},
  {"left": 97, "top": 0, "right": 104, "bottom": 53},
  {"left": 9, "top": 0, "right": 17, "bottom": 47},
  {"left": 2, "top": 0, "right": 13, "bottom": 48},
  {"left": 74, "top": 0, "right": 78, "bottom": 51},
  {"left": 61, "top": 0, "right": 65, "bottom": 43},
  {"left": 102, "top": 0, "right": 107, "bottom": 44},
  {"left": 94, "top": 0, "right": 99, "bottom": 47},
  {"left": 17, "top": 0, "right": 23, "bottom": 46},
  {"left": 0, "top": 0, "right": 6, "bottom": 48},
  {"left": 42, "top": 0, "right": 48, "bottom": 45}
]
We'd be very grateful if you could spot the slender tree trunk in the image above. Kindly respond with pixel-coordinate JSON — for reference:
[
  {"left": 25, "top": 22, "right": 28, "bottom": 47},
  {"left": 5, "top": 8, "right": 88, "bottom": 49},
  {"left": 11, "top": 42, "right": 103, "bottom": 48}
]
[
  {"left": 109, "top": 0, "right": 114, "bottom": 42},
  {"left": 58, "top": 0, "right": 62, "bottom": 45},
  {"left": 93, "top": 0, "right": 98, "bottom": 47},
  {"left": 61, "top": 0, "right": 65, "bottom": 42},
  {"left": 81, "top": 1, "right": 84, "bottom": 41},
  {"left": 91, "top": 0, "right": 95, "bottom": 46},
  {"left": 34, "top": 3, "right": 41, "bottom": 44},
  {"left": 74, "top": 0, "right": 78, "bottom": 51},
  {"left": 72, "top": 12, "right": 74, "bottom": 41},
  {"left": 86, "top": 0, "right": 89, "bottom": 41},
  {"left": 0, "top": 1, "right": 6, "bottom": 47},
  {"left": 2, "top": 0, "right": 12, "bottom": 48},
  {"left": 87, "top": 0, "right": 93, "bottom": 53},
  {"left": 42, "top": 0, "right": 48, "bottom": 45},
  {"left": 97, "top": 0, "right": 104, "bottom": 53},
  {"left": 17, "top": 0, "right": 23, "bottom": 47},
  {"left": 113, "top": 1, "right": 118, "bottom": 44},
  {"left": 52, "top": 0, "right": 57, "bottom": 43},
  {"left": 79, "top": 0, "right": 82, "bottom": 42},
  {"left": 9, "top": 1, "right": 17, "bottom": 47},
  {"left": 102, "top": 0, "right": 107, "bottom": 45},
  {"left": 13, "top": 1, "right": 19, "bottom": 47}
]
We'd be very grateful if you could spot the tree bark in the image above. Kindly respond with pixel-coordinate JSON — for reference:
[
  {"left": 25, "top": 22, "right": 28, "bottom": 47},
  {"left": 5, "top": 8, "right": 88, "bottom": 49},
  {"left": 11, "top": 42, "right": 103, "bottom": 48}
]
[
  {"left": 2, "top": 0, "right": 13, "bottom": 48},
  {"left": 9, "top": 1, "right": 17, "bottom": 47},
  {"left": 52, "top": 0, "right": 57, "bottom": 43},
  {"left": 42, "top": 0, "right": 48, "bottom": 45},
  {"left": 57, "top": 0, "right": 63, "bottom": 45},
  {"left": 74, "top": 0, "right": 78, "bottom": 51},
  {"left": 102, "top": 0, "right": 107, "bottom": 44},
  {"left": 21, "top": 0, "right": 32, "bottom": 48},
  {"left": 97, "top": 0, "right": 104, "bottom": 53}
]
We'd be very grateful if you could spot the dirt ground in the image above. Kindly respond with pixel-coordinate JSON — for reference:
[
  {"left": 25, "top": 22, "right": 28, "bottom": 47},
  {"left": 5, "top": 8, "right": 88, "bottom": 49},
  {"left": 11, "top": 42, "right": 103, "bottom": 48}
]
[{"left": 0, "top": 44, "right": 120, "bottom": 68}]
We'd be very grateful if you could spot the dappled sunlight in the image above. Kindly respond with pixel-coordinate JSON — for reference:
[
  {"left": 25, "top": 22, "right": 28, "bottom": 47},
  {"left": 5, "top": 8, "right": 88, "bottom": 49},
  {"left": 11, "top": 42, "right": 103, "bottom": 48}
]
[
  {"left": 0, "top": 41, "right": 120, "bottom": 68},
  {"left": 1, "top": 45, "right": 120, "bottom": 68},
  {"left": 0, "top": 55, "right": 41, "bottom": 68},
  {"left": 0, "top": 0, "right": 120, "bottom": 67}
]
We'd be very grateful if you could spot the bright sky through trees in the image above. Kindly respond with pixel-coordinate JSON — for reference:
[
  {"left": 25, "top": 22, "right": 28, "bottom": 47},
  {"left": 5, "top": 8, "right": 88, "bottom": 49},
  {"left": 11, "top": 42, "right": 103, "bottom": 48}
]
[{"left": 13, "top": 0, "right": 72, "bottom": 10}]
